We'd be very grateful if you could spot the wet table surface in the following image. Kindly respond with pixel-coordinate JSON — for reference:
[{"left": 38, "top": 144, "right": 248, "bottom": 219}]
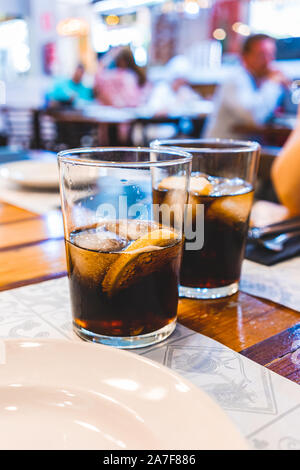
[{"left": 0, "top": 200, "right": 299, "bottom": 384}]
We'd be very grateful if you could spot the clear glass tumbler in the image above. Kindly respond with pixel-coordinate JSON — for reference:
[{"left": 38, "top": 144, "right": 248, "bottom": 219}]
[
  {"left": 151, "top": 139, "right": 260, "bottom": 299},
  {"left": 58, "top": 147, "right": 192, "bottom": 348}
]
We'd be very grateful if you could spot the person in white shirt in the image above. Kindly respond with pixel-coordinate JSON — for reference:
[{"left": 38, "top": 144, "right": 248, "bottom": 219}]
[
  {"left": 138, "top": 57, "right": 204, "bottom": 141},
  {"left": 204, "top": 34, "right": 290, "bottom": 139}
]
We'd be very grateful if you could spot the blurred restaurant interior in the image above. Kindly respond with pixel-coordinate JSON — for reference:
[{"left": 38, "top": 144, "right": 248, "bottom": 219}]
[
  {"left": 1, "top": 0, "right": 300, "bottom": 201},
  {"left": 0, "top": 0, "right": 299, "bottom": 150},
  {"left": 2, "top": 0, "right": 300, "bottom": 451},
  {"left": 1, "top": 0, "right": 300, "bottom": 202}
]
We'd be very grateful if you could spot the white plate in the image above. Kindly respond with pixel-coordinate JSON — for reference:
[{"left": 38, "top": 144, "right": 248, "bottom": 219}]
[
  {"left": 0, "top": 160, "right": 60, "bottom": 189},
  {"left": 0, "top": 160, "right": 99, "bottom": 190},
  {"left": 0, "top": 339, "right": 248, "bottom": 450}
]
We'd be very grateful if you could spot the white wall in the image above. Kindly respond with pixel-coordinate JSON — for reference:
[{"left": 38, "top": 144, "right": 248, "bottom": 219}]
[
  {"left": 0, "top": 0, "right": 29, "bottom": 16},
  {"left": 28, "top": 0, "right": 58, "bottom": 76}
]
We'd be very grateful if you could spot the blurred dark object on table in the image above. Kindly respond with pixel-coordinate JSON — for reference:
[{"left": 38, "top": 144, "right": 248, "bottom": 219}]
[
  {"left": 246, "top": 236, "right": 300, "bottom": 265},
  {"left": 255, "top": 146, "right": 281, "bottom": 203},
  {"left": 232, "top": 118, "right": 293, "bottom": 147},
  {"left": 0, "top": 134, "right": 7, "bottom": 147}
]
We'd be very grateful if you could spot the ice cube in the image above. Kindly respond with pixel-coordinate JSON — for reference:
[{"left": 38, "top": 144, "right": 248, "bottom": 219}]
[
  {"left": 207, "top": 192, "right": 254, "bottom": 225},
  {"left": 189, "top": 176, "right": 213, "bottom": 195},
  {"left": 158, "top": 176, "right": 186, "bottom": 191},
  {"left": 117, "top": 220, "right": 157, "bottom": 241},
  {"left": 210, "top": 177, "right": 249, "bottom": 197},
  {"left": 68, "top": 228, "right": 125, "bottom": 286},
  {"left": 157, "top": 176, "right": 187, "bottom": 208},
  {"left": 104, "top": 220, "right": 157, "bottom": 241},
  {"left": 73, "top": 228, "right": 127, "bottom": 253},
  {"left": 158, "top": 175, "right": 212, "bottom": 196}
]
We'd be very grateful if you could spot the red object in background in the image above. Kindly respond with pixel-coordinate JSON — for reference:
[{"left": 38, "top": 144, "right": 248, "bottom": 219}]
[
  {"left": 210, "top": 0, "right": 248, "bottom": 53},
  {"left": 43, "top": 42, "right": 56, "bottom": 75},
  {"left": 40, "top": 12, "right": 54, "bottom": 32}
]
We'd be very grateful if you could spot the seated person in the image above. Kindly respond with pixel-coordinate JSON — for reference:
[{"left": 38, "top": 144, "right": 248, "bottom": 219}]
[
  {"left": 145, "top": 76, "right": 202, "bottom": 116},
  {"left": 47, "top": 64, "right": 93, "bottom": 108},
  {"left": 144, "top": 55, "right": 202, "bottom": 116},
  {"left": 271, "top": 106, "right": 300, "bottom": 215},
  {"left": 94, "top": 47, "right": 152, "bottom": 108},
  {"left": 204, "top": 34, "right": 290, "bottom": 139},
  {"left": 135, "top": 60, "right": 204, "bottom": 141}
]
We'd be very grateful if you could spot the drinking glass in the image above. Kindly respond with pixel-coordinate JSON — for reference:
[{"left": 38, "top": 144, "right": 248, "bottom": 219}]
[
  {"left": 151, "top": 139, "right": 260, "bottom": 299},
  {"left": 58, "top": 147, "right": 192, "bottom": 348}
]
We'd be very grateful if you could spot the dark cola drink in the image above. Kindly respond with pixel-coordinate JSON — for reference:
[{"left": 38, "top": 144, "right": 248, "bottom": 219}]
[
  {"left": 65, "top": 220, "right": 182, "bottom": 338},
  {"left": 154, "top": 175, "right": 254, "bottom": 291}
]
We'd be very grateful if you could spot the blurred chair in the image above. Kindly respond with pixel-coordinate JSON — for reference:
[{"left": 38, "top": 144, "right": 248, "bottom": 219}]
[
  {"left": 35, "top": 110, "right": 99, "bottom": 151},
  {"left": 255, "top": 146, "right": 281, "bottom": 203},
  {"left": 0, "top": 107, "right": 99, "bottom": 151},
  {"left": 2, "top": 107, "right": 35, "bottom": 149},
  {"left": 187, "top": 40, "right": 221, "bottom": 99},
  {"left": 34, "top": 110, "right": 57, "bottom": 151}
]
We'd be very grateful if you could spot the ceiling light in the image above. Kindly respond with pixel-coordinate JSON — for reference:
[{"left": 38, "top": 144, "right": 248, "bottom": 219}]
[
  {"left": 184, "top": 1, "right": 200, "bottom": 15},
  {"left": 93, "top": 0, "right": 165, "bottom": 14},
  {"left": 105, "top": 15, "right": 120, "bottom": 26},
  {"left": 57, "top": 18, "right": 89, "bottom": 36},
  {"left": 213, "top": 28, "right": 226, "bottom": 41}
]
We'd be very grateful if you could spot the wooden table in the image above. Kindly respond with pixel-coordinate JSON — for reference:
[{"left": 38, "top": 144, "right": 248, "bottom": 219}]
[
  {"left": 41, "top": 108, "right": 211, "bottom": 147},
  {"left": 0, "top": 201, "right": 299, "bottom": 385},
  {"left": 234, "top": 119, "right": 293, "bottom": 147}
]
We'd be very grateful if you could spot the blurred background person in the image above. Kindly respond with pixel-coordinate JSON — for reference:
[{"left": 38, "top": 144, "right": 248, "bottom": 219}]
[
  {"left": 137, "top": 55, "right": 205, "bottom": 141},
  {"left": 271, "top": 105, "right": 300, "bottom": 215},
  {"left": 146, "top": 56, "right": 203, "bottom": 116},
  {"left": 46, "top": 63, "right": 93, "bottom": 109},
  {"left": 204, "top": 34, "right": 290, "bottom": 139},
  {"left": 94, "top": 47, "right": 152, "bottom": 108},
  {"left": 94, "top": 47, "right": 152, "bottom": 144}
]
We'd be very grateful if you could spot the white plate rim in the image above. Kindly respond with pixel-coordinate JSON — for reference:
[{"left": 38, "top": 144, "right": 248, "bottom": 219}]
[
  {"left": 0, "top": 160, "right": 59, "bottom": 189},
  {"left": 0, "top": 338, "right": 249, "bottom": 450}
]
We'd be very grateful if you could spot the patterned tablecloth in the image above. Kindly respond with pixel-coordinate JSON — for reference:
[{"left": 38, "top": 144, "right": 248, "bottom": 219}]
[
  {"left": 1, "top": 276, "right": 300, "bottom": 451},
  {"left": 1, "top": 166, "right": 300, "bottom": 449},
  {"left": 241, "top": 258, "right": 300, "bottom": 313}
]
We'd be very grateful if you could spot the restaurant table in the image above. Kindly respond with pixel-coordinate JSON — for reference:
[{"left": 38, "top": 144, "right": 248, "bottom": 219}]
[
  {"left": 0, "top": 200, "right": 299, "bottom": 385},
  {"left": 234, "top": 114, "right": 296, "bottom": 147},
  {"left": 40, "top": 103, "right": 212, "bottom": 146}
]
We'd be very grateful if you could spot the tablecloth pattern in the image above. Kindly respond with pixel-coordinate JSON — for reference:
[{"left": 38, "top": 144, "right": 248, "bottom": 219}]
[{"left": 1, "top": 276, "right": 300, "bottom": 450}]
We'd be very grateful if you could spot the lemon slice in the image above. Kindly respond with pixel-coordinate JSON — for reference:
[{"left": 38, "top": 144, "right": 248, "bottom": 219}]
[
  {"left": 123, "top": 228, "right": 177, "bottom": 252},
  {"left": 102, "top": 228, "right": 179, "bottom": 296}
]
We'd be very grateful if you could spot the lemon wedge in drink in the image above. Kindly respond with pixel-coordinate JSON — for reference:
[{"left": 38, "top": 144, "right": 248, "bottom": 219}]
[{"left": 102, "top": 227, "right": 179, "bottom": 297}]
